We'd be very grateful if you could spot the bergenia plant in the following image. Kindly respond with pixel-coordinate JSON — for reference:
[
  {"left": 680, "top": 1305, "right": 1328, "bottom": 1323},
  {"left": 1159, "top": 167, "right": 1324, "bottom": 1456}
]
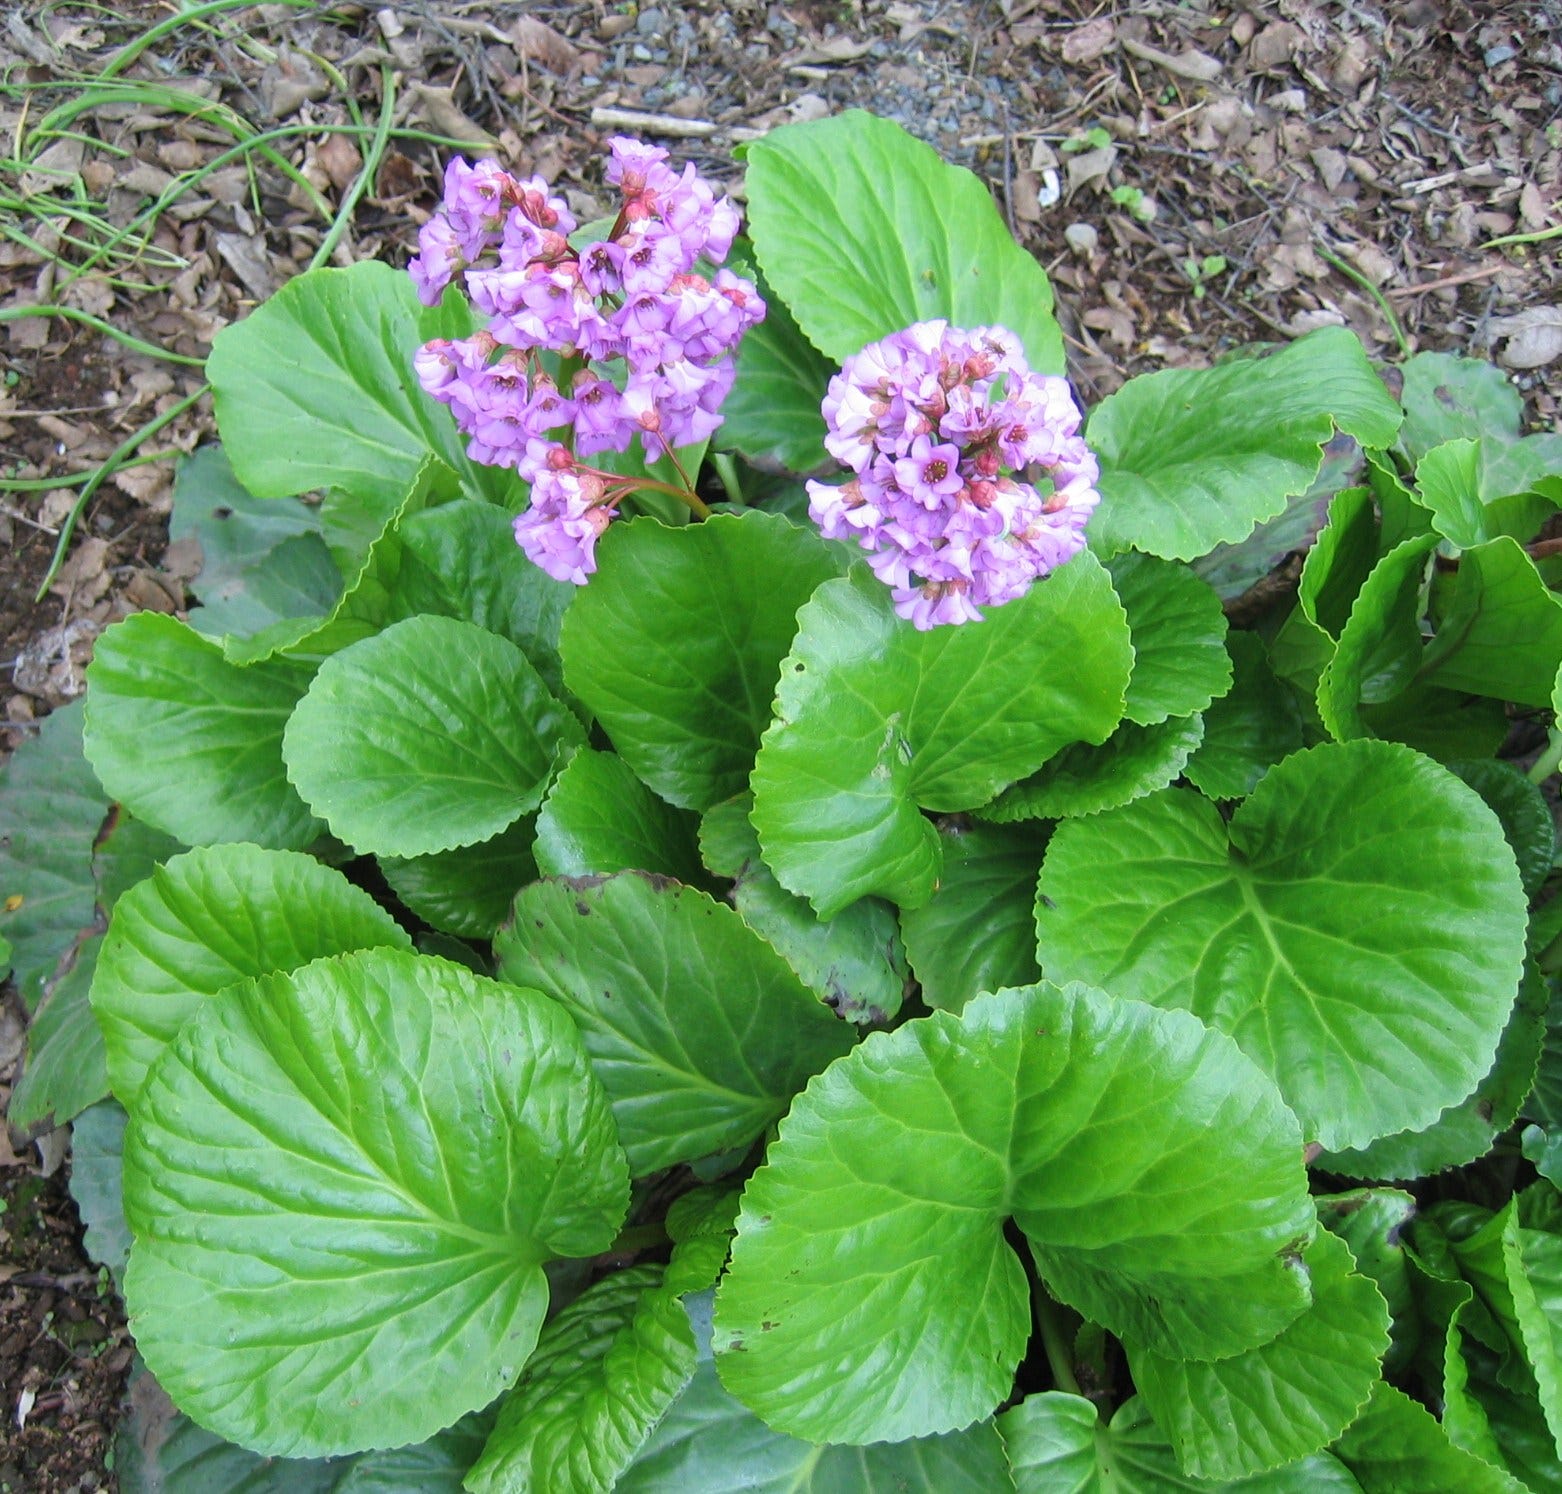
[{"left": 6, "top": 109, "right": 1562, "bottom": 1492}]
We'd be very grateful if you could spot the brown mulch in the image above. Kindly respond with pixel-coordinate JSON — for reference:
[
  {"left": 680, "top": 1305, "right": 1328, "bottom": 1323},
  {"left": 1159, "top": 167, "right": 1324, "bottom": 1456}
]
[{"left": 1, "top": 1, "right": 1558, "bottom": 1487}]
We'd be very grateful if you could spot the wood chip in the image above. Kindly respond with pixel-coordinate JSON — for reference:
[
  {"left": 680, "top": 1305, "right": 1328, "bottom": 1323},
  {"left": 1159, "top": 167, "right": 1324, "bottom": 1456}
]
[
  {"left": 588, "top": 106, "right": 718, "bottom": 138},
  {"left": 1120, "top": 37, "right": 1222, "bottom": 83}
]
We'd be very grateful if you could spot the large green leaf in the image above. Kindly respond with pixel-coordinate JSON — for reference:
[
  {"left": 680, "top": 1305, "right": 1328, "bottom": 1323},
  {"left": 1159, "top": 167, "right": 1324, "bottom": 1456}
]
[
  {"left": 1397, "top": 351, "right": 1524, "bottom": 464},
  {"left": 1317, "top": 1189, "right": 1420, "bottom": 1377},
  {"left": 1415, "top": 439, "right": 1557, "bottom": 550},
  {"left": 465, "top": 1264, "right": 696, "bottom": 1494},
  {"left": 1183, "top": 633, "right": 1304, "bottom": 801},
  {"left": 713, "top": 983, "right": 1313, "bottom": 1443},
  {"left": 897, "top": 821, "right": 1044, "bottom": 1013},
  {"left": 495, "top": 873, "right": 854, "bottom": 1174},
  {"left": 998, "top": 1393, "right": 1357, "bottom": 1493},
  {"left": 1320, "top": 962, "right": 1548, "bottom": 1181},
  {"left": 69, "top": 1100, "right": 130, "bottom": 1284},
  {"left": 980, "top": 714, "right": 1204, "bottom": 823},
  {"left": 1130, "top": 1230, "right": 1389, "bottom": 1479},
  {"left": 1450, "top": 760, "right": 1557, "bottom": 898},
  {"left": 558, "top": 511, "right": 840, "bottom": 812},
  {"left": 744, "top": 109, "right": 1063, "bottom": 372},
  {"left": 699, "top": 794, "right": 907, "bottom": 1024},
  {"left": 535, "top": 749, "right": 704, "bottom": 885},
  {"left": 0, "top": 701, "right": 106, "bottom": 1008},
  {"left": 206, "top": 260, "right": 506, "bottom": 506},
  {"left": 1421, "top": 537, "right": 1562, "bottom": 708},
  {"left": 1317, "top": 535, "right": 1437, "bottom": 741},
  {"left": 1330, "top": 1380, "right": 1527, "bottom": 1493},
  {"left": 1036, "top": 741, "right": 1528, "bottom": 1150},
  {"left": 91, "top": 843, "right": 411, "bottom": 1103},
  {"left": 379, "top": 817, "right": 538, "bottom": 942},
  {"left": 718, "top": 267, "right": 832, "bottom": 473},
  {"left": 169, "top": 445, "right": 342, "bottom": 642},
  {"left": 752, "top": 555, "right": 1131, "bottom": 916},
  {"left": 123, "top": 946, "right": 629, "bottom": 1457},
  {"left": 8, "top": 934, "right": 106, "bottom": 1132},
  {"left": 1107, "top": 553, "right": 1231, "bottom": 726},
  {"left": 83, "top": 613, "right": 320, "bottom": 850},
  {"left": 283, "top": 614, "right": 583, "bottom": 856},
  {"left": 1087, "top": 329, "right": 1402, "bottom": 560}
]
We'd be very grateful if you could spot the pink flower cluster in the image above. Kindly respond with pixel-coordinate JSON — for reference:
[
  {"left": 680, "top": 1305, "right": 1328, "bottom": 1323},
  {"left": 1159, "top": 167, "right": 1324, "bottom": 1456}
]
[
  {"left": 408, "top": 144, "right": 764, "bottom": 582},
  {"left": 805, "top": 321, "right": 1099, "bottom": 628}
]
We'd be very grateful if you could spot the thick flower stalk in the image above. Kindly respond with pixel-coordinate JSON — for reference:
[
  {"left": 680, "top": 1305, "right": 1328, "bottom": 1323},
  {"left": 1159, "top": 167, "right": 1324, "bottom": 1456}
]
[
  {"left": 408, "top": 143, "right": 764, "bottom": 582},
  {"left": 807, "top": 321, "right": 1099, "bottom": 628}
]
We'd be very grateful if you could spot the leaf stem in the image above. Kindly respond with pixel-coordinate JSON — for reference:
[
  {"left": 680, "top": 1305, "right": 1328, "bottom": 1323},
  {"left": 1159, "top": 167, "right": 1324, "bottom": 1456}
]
[
  {"left": 1032, "top": 1289, "right": 1080, "bottom": 1396},
  {"left": 306, "top": 65, "right": 395, "bottom": 273},
  {"left": 1530, "top": 729, "right": 1562, "bottom": 785},
  {"left": 712, "top": 452, "right": 746, "bottom": 506},
  {"left": 1314, "top": 241, "right": 1411, "bottom": 360}
]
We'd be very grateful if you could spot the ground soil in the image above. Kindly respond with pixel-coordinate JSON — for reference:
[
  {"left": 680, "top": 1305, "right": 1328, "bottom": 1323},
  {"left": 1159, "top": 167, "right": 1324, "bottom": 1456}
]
[{"left": 1, "top": 1, "right": 1558, "bottom": 1486}]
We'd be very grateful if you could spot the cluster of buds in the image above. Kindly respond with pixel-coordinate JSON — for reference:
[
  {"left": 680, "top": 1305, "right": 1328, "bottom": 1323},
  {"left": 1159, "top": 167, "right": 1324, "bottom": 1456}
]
[
  {"left": 806, "top": 321, "right": 1099, "bottom": 628},
  {"left": 408, "top": 143, "right": 764, "bottom": 582}
]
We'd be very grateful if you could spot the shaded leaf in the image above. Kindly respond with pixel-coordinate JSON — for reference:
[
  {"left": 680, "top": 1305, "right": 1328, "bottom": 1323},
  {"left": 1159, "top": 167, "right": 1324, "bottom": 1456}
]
[{"left": 1183, "top": 633, "right": 1305, "bottom": 800}]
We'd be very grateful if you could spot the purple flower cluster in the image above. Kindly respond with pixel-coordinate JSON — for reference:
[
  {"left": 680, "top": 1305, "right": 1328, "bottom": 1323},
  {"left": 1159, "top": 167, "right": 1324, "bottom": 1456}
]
[
  {"left": 806, "top": 321, "right": 1100, "bottom": 629},
  {"left": 408, "top": 142, "right": 764, "bottom": 582}
]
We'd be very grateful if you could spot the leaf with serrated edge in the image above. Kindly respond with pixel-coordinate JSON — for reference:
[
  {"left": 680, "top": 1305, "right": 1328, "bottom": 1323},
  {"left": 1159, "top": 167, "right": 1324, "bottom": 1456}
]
[
  {"left": 0, "top": 701, "right": 106, "bottom": 1009},
  {"left": 998, "top": 1392, "right": 1357, "bottom": 1493},
  {"left": 713, "top": 982, "right": 1312, "bottom": 1444},
  {"left": 752, "top": 555, "right": 1131, "bottom": 916},
  {"left": 1087, "top": 328, "right": 1402, "bottom": 560},
  {"left": 699, "top": 795, "right": 907, "bottom": 1024},
  {"left": 495, "top": 872, "right": 854, "bottom": 1175},
  {"left": 1317, "top": 1189, "right": 1419, "bottom": 1378},
  {"left": 206, "top": 260, "right": 507, "bottom": 505},
  {"left": 1450, "top": 761, "right": 1556, "bottom": 898},
  {"left": 1107, "top": 553, "right": 1231, "bottom": 726},
  {"left": 1036, "top": 741, "right": 1528, "bottom": 1150},
  {"left": 744, "top": 109, "right": 1064, "bottom": 372},
  {"left": 1183, "top": 633, "right": 1304, "bottom": 801},
  {"left": 898, "top": 821, "right": 1044, "bottom": 1014},
  {"left": 1421, "top": 536, "right": 1562, "bottom": 708},
  {"left": 1130, "top": 1230, "right": 1389, "bottom": 1479},
  {"left": 91, "top": 843, "right": 411, "bottom": 1103},
  {"left": 380, "top": 817, "right": 538, "bottom": 942},
  {"left": 1330, "top": 1380, "right": 1528, "bottom": 1493},
  {"left": 84, "top": 613, "right": 320, "bottom": 850},
  {"left": 535, "top": 749, "right": 705, "bottom": 884},
  {"left": 284, "top": 614, "right": 584, "bottom": 856},
  {"left": 559, "top": 511, "right": 841, "bottom": 812},
  {"left": 980, "top": 714, "right": 1203, "bottom": 822},
  {"left": 122, "top": 946, "right": 629, "bottom": 1457}
]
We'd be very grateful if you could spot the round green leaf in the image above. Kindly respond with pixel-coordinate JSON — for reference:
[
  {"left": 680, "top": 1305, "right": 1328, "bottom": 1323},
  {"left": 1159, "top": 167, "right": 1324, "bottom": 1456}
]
[
  {"left": 700, "top": 794, "right": 907, "bottom": 1024},
  {"left": 897, "top": 821, "right": 1044, "bottom": 1014},
  {"left": 1449, "top": 760, "right": 1556, "bottom": 898},
  {"left": 1107, "top": 553, "right": 1231, "bottom": 726},
  {"left": 1130, "top": 1230, "right": 1390, "bottom": 1480},
  {"left": 84, "top": 612, "right": 320, "bottom": 850},
  {"left": 1087, "top": 328, "right": 1403, "bottom": 561},
  {"left": 92, "top": 843, "right": 411, "bottom": 1103},
  {"left": 1320, "top": 962, "right": 1547, "bottom": 1182},
  {"left": 745, "top": 109, "right": 1064, "bottom": 372},
  {"left": 206, "top": 261, "right": 506, "bottom": 506},
  {"left": 752, "top": 555, "right": 1132, "bottom": 917},
  {"left": 535, "top": 749, "right": 704, "bottom": 884},
  {"left": 713, "top": 983, "right": 1313, "bottom": 1444},
  {"left": 380, "top": 817, "right": 539, "bottom": 942},
  {"left": 1037, "top": 741, "right": 1529, "bottom": 1150},
  {"left": 998, "top": 1393, "right": 1358, "bottom": 1493},
  {"left": 1183, "top": 633, "right": 1305, "bottom": 801},
  {"left": 495, "top": 872, "right": 854, "bottom": 1175},
  {"left": 981, "top": 714, "right": 1204, "bottom": 823},
  {"left": 1397, "top": 351, "right": 1525, "bottom": 465},
  {"left": 620, "top": 1329, "right": 1014, "bottom": 1493},
  {"left": 0, "top": 701, "right": 106, "bottom": 1008},
  {"left": 1331, "top": 1381, "right": 1528, "bottom": 1493},
  {"left": 465, "top": 1264, "right": 695, "bottom": 1494},
  {"left": 284, "top": 614, "right": 584, "bottom": 856},
  {"left": 122, "top": 946, "right": 629, "bottom": 1457},
  {"left": 559, "top": 511, "right": 840, "bottom": 812}
]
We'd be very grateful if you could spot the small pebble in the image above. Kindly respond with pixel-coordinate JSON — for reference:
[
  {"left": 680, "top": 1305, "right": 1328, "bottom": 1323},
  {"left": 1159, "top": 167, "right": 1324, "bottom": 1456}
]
[
  {"left": 636, "top": 7, "right": 664, "bottom": 35},
  {"left": 631, "top": 42, "right": 652, "bottom": 61},
  {"left": 1483, "top": 43, "right": 1517, "bottom": 66},
  {"left": 1064, "top": 222, "right": 1098, "bottom": 255}
]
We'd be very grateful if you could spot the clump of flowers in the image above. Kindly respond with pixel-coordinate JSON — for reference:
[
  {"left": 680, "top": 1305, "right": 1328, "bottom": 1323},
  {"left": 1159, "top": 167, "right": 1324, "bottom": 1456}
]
[
  {"left": 806, "top": 321, "right": 1099, "bottom": 628},
  {"left": 408, "top": 143, "right": 764, "bottom": 582}
]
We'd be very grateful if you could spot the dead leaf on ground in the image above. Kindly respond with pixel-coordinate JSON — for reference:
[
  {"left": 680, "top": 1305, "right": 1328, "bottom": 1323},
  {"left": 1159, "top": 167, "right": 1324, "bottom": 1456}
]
[
  {"left": 1489, "top": 308, "right": 1562, "bottom": 370},
  {"left": 512, "top": 15, "right": 584, "bottom": 75},
  {"left": 1061, "top": 17, "right": 1115, "bottom": 65},
  {"left": 405, "top": 81, "right": 499, "bottom": 150},
  {"left": 316, "top": 134, "right": 362, "bottom": 192}
]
